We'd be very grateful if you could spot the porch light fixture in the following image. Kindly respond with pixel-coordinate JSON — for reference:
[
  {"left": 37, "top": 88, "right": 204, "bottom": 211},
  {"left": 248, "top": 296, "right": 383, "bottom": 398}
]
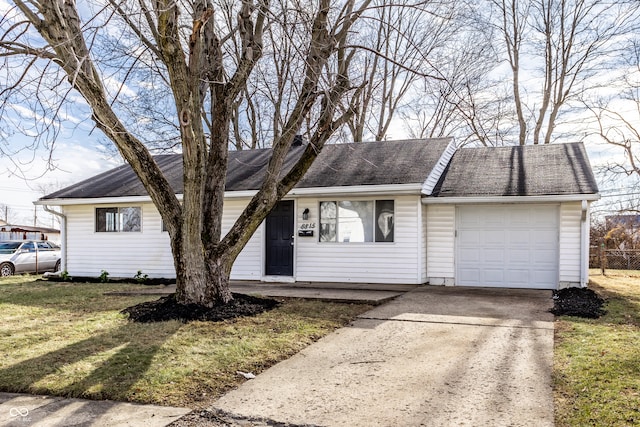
[{"left": 302, "top": 208, "right": 310, "bottom": 220}]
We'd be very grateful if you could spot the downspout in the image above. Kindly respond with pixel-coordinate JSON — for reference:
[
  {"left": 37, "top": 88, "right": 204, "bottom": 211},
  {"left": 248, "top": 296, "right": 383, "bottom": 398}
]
[
  {"left": 580, "top": 200, "right": 589, "bottom": 287},
  {"left": 43, "top": 205, "right": 66, "bottom": 273}
]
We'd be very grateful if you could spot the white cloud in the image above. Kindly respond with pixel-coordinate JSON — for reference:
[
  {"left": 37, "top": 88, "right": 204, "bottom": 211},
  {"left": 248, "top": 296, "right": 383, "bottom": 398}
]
[
  {"left": 103, "top": 76, "right": 136, "bottom": 99},
  {"left": 0, "top": 141, "right": 120, "bottom": 226}
]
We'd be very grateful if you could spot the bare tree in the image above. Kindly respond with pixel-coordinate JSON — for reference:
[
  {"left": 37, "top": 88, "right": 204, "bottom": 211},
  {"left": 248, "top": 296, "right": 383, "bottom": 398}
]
[
  {"left": 401, "top": 26, "right": 512, "bottom": 146},
  {"left": 588, "top": 39, "right": 640, "bottom": 180},
  {"left": 340, "top": 0, "right": 455, "bottom": 142},
  {"left": 0, "top": 0, "right": 411, "bottom": 307},
  {"left": 472, "top": 0, "right": 640, "bottom": 145}
]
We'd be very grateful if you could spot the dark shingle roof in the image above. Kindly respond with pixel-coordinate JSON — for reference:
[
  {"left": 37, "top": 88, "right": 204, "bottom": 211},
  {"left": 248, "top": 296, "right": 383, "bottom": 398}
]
[
  {"left": 41, "top": 138, "right": 453, "bottom": 200},
  {"left": 430, "top": 142, "right": 598, "bottom": 197}
]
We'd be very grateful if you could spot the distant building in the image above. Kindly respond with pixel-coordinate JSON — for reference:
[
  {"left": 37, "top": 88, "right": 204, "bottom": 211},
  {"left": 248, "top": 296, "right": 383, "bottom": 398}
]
[
  {"left": 606, "top": 214, "right": 640, "bottom": 229},
  {"left": 604, "top": 214, "right": 640, "bottom": 250},
  {"left": 0, "top": 224, "right": 61, "bottom": 244}
]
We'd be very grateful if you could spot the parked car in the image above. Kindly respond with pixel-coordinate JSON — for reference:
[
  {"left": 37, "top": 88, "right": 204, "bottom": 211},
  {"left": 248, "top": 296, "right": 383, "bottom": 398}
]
[{"left": 0, "top": 240, "right": 61, "bottom": 277}]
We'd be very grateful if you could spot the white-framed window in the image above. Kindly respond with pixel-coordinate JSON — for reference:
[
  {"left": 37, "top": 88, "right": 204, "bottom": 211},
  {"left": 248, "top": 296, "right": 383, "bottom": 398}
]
[
  {"left": 95, "top": 207, "right": 141, "bottom": 232},
  {"left": 319, "top": 199, "right": 394, "bottom": 243}
]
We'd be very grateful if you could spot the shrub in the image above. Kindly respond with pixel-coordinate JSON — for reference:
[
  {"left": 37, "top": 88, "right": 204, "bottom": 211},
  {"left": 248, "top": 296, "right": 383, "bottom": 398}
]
[{"left": 99, "top": 270, "right": 109, "bottom": 283}]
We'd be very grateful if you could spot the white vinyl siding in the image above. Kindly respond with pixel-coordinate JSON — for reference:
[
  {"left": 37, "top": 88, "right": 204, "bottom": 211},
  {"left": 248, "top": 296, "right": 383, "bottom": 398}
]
[
  {"left": 62, "top": 200, "right": 262, "bottom": 279},
  {"left": 295, "top": 195, "right": 422, "bottom": 284},
  {"left": 559, "top": 202, "right": 582, "bottom": 285},
  {"left": 426, "top": 204, "right": 455, "bottom": 283},
  {"left": 222, "top": 199, "right": 262, "bottom": 280},
  {"left": 63, "top": 203, "right": 174, "bottom": 278}
]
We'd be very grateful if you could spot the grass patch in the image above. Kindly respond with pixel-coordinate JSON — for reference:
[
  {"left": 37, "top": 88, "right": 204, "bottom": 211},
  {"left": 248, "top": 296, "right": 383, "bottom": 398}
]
[
  {"left": 0, "top": 276, "right": 372, "bottom": 409},
  {"left": 554, "top": 269, "right": 640, "bottom": 426}
]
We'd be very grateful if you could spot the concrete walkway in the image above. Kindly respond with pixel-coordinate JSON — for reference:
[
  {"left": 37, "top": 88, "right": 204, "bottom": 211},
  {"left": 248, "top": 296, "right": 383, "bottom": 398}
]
[
  {"left": 0, "top": 392, "right": 190, "bottom": 427},
  {"left": 214, "top": 286, "right": 555, "bottom": 426},
  {"left": 107, "top": 281, "right": 418, "bottom": 305}
]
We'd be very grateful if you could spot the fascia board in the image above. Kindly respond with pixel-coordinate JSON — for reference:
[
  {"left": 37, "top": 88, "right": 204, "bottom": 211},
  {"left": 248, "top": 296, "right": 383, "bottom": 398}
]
[
  {"left": 285, "top": 183, "right": 423, "bottom": 197},
  {"left": 226, "top": 184, "right": 423, "bottom": 198},
  {"left": 34, "top": 195, "right": 159, "bottom": 206},
  {"left": 421, "top": 193, "right": 601, "bottom": 204},
  {"left": 35, "top": 183, "right": 423, "bottom": 206}
]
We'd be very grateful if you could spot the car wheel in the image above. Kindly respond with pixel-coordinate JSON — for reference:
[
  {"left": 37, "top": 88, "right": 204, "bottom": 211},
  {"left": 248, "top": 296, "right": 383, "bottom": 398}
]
[
  {"left": 55, "top": 260, "right": 61, "bottom": 272},
  {"left": 0, "top": 263, "right": 14, "bottom": 277}
]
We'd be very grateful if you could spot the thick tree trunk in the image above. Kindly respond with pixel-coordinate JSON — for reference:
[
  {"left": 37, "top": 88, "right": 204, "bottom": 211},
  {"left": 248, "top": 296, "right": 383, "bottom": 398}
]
[
  {"left": 10, "top": 0, "right": 365, "bottom": 311},
  {"left": 174, "top": 239, "right": 233, "bottom": 307}
]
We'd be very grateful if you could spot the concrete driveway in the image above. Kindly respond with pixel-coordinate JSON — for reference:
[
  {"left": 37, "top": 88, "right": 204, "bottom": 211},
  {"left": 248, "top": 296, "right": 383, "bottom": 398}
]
[{"left": 214, "top": 286, "right": 555, "bottom": 427}]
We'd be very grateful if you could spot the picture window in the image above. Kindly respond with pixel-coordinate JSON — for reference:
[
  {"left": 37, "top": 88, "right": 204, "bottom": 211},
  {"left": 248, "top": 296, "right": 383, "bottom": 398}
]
[{"left": 319, "top": 200, "right": 394, "bottom": 243}]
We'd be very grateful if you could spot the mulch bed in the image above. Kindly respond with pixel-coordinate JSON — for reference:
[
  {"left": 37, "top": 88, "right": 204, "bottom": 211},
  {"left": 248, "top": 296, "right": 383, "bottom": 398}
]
[
  {"left": 550, "top": 287, "right": 606, "bottom": 318},
  {"left": 121, "top": 293, "right": 279, "bottom": 323}
]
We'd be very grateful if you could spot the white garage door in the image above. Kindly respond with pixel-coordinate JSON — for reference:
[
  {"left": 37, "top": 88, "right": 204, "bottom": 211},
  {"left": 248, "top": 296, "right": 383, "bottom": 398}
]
[{"left": 456, "top": 205, "right": 559, "bottom": 289}]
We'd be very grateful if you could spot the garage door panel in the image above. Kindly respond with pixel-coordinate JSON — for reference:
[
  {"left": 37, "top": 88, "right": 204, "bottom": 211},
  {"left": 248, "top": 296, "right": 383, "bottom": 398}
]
[
  {"left": 459, "top": 209, "right": 482, "bottom": 225},
  {"left": 506, "top": 269, "right": 530, "bottom": 286},
  {"left": 533, "top": 209, "right": 558, "bottom": 224},
  {"left": 458, "top": 268, "right": 480, "bottom": 283},
  {"left": 507, "top": 249, "right": 530, "bottom": 263},
  {"left": 456, "top": 205, "right": 558, "bottom": 289},
  {"left": 533, "top": 230, "right": 557, "bottom": 245},
  {"left": 508, "top": 230, "right": 531, "bottom": 245},
  {"left": 483, "top": 248, "right": 505, "bottom": 263},
  {"left": 534, "top": 269, "right": 557, "bottom": 285},
  {"left": 509, "top": 209, "right": 531, "bottom": 225},
  {"left": 533, "top": 249, "right": 557, "bottom": 264},
  {"left": 459, "top": 248, "right": 480, "bottom": 262},
  {"left": 483, "top": 269, "right": 505, "bottom": 285},
  {"left": 484, "top": 232, "right": 505, "bottom": 245},
  {"left": 459, "top": 229, "right": 481, "bottom": 245}
]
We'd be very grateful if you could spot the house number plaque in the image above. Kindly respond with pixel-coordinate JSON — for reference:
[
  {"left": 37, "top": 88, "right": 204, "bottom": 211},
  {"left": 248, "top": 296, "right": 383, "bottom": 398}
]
[{"left": 298, "top": 222, "right": 315, "bottom": 237}]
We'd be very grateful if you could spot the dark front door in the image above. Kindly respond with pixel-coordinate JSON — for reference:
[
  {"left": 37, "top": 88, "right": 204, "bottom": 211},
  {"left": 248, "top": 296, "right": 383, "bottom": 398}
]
[{"left": 265, "top": 200, "right": 294, "bottom": 276}]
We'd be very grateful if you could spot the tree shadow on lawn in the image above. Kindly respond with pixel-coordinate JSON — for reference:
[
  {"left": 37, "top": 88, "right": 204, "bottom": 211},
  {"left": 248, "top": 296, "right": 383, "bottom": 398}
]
[
  {"left": 588, "top": 283, "right": 640, "bottom": 326},
  {"left": 0, "top": 320, "right": 183, "bottom": 402},
  {"left": 0, "top": 279, "right": 169, "bottom": 314}
]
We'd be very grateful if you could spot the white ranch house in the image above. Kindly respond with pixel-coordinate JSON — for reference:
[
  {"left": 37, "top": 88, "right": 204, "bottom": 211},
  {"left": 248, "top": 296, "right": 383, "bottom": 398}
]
[{"left": 37, "top": 138, "right": 599, "bottom": 289}]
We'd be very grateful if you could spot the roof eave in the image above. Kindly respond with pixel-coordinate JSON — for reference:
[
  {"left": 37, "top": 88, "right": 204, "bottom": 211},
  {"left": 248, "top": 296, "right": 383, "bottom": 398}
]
[
  {"left": 421, "top": 193, "right": 601, "bottom": 204},
  {"left": 34, "top": 195, "right": 162, "bottom": 206},
  {"left": 285, "top": 183, "right": 423, "bottom": 198},
  {"left": 35, "top": 183, "right": 425, "bottom": 206}
]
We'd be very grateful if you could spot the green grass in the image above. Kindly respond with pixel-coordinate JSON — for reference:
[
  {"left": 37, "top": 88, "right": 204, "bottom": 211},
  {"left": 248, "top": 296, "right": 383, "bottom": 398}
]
[
  {"left": 554, "top": 269, "right": 640, "bottom": 426},
  {"left": 0, "top": 276, "right": 372, "bottom": 409}
]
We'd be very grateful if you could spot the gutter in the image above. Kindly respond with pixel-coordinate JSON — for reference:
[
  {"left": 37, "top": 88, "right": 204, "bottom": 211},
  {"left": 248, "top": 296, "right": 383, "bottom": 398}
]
[
  {"left": 42, "top": 205, "right": 66, "bottom": 273},
  {"left": 34, "top": 183, "right": 425, "bottom": 206},
  {"left": 421, "top": 194, "right": 600, "bottom": 204},
  {"left": 580, "top": 200, "right": 589, "bottom": 287}
]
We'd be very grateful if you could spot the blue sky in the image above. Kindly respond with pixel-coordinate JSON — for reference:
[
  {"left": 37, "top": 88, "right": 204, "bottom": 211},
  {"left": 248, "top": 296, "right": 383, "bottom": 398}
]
[{"left": 0, "top": 132, "right": 119, "bottom": 226}]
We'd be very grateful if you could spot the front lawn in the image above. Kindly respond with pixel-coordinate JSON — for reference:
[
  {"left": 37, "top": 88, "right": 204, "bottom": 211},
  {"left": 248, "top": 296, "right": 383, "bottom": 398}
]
[
  {"left": 0, "top": 276, "right": 371, "bottom": 409},
  {"left": 554, "top": 269, "right": 640, "bottom": 426}
]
